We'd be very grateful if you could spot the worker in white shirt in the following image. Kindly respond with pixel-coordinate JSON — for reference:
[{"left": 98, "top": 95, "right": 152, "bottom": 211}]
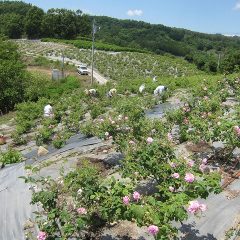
[
  {"left": 139, "top": 84, "right": 145, "bottom": 94},
  {"left": 84, "top": 89, "right": 97, "bottom": 96},
  {"left": 107, "top": 88, "right": 117, "bottom": 98},
  {"left": 44, "top": 103, "right": 54, "bottom": 118},
  {"left": 154, "top": 86, "right": 167, "bottom": 96}
]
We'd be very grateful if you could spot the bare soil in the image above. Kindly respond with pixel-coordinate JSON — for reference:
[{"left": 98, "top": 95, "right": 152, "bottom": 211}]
[{"left": 27, "top": 66, "right": 92, "bottom": 86}]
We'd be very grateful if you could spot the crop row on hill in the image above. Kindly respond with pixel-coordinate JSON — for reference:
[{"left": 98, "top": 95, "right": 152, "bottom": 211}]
[{"left": 42, "top": 38, "right": 149, "bottom": 54}]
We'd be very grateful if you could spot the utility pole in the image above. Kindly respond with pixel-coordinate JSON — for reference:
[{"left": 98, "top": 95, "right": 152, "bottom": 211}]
[
  {"left": 61, "top": 52, "right": 65, "bottom": 79},
  {"left": 217, "top": 53, "right": 221, "bottom": 71},
  {"left": 91, "top": 19, "right": 95, "bottom": 85}
]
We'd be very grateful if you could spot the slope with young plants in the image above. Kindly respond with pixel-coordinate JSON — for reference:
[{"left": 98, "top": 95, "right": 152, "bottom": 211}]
[{"left": 16, "top": 39, "right": 202, "bottom": 83}]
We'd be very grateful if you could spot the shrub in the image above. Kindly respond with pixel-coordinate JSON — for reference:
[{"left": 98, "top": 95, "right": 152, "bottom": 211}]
[
  {"left": 0, "top": 148, "right": 22, "bottom": 166},
  {"left": 0, "top": 39, "right": 27, "bottom": 113}
]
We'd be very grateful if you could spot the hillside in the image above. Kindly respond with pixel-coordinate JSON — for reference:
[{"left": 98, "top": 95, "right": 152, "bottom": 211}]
[
  {"left": 1, "top": 37, "right": 240, "bottom": 240},
  {"left": 16, "top": 39, "right": 202, "bottom": 82},
  {"left": 93, "top": 16, "right": 240, "bottom": 72},
  {"left": 1, "top": 1, "right": 240, "bottom": 73},
  {"left": 94, "top": 16, "right": 240, "bottom": 54}
]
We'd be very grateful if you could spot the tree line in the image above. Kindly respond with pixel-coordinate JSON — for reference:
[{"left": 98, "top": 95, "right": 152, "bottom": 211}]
[{"left": 0, "top": 1, "right": 91, "bottom": 39}]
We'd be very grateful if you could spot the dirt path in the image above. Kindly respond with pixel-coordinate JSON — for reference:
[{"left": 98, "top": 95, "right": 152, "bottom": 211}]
[{"left": 47, "top": 56, "right": 108, "bottom": 84}]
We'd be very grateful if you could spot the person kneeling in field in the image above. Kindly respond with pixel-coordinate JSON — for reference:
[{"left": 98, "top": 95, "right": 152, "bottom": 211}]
[
  {"left": 139, "top": 84, "right": 145, "bottom": 94},
  {"left": 154, "top": 85, "right": 167, "bottom": 96},
  {"left": 107, "top": 88, "right": 117, "bottom": 98},
  {"left": 84, "top": 89, "right": 97, "bottom": 96},
  {"left": 44, "top": 103, "right": 54, "bottom": 118}
]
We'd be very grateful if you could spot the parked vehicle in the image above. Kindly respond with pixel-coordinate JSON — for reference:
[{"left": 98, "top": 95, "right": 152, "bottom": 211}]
[{"left": 77, "top": 65, "right": 88, "bottom": 75}]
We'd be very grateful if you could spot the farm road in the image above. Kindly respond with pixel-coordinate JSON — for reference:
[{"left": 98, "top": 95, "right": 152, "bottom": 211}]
[{"left": 47, "top": 55, "right": 108, "bottom": 84}]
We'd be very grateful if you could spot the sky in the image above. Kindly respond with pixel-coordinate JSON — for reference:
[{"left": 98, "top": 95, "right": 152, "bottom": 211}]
[{"left": 21, "top": 0, "right": 240, "bottom": 35}]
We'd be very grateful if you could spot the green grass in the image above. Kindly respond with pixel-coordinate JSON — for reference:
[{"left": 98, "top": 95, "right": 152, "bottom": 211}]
[{"left": 29, "top": 55, "right": 76, "bottom": 71}]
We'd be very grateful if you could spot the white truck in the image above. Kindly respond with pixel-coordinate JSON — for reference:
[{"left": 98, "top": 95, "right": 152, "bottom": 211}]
[{"left": 77, "top": 65, "right": 88, "bottom": 75}]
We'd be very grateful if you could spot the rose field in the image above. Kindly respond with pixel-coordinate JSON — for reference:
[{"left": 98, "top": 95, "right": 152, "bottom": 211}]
[{"left": 0, "top": 39, "right": 239, "bottom": 240}]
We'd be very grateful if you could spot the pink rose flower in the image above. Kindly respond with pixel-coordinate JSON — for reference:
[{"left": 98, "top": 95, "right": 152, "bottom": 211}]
[
  {"left": 146, "top": 137, "right": 153, "bottom": 144},
  {"left": 199, "top": 203, "right": 207, "bottom": 212},
  {"left": 167, "top": 133, "right": 173, "bottom": 141},
  {"left": 172, "top": 173, "right": 180, "bottom": 179},
  {"left": 187, "top": 160, "right": 194, "bottom": 167},
  {"left": 199, "top": 164, "right": 207, "bottom": 172},
  {"left": 105, "top": 132, "right": 109, "bottom": 137},
  {"left": 129, "top": 140, "right": 135, "bottom": 145},
  {"left": 202, "top": 158, "right": 208, "bottom": 164},
  {"left": 37, "top": 231, "right": 47, "bottom": 240},
  {"left": 183, "top": 118, "right": 189, "bottom": 125},
  {"left": 184, "top": 173, "right": 195, "bottom": 183},
  {"left": 187, "top": 200, "right": 207, "bottom": 214},
  {"left": 123, "top": 196, "right": 130, "bottom": 205},
  {"left": 77, "top": 207, "right": 87, "bottom": 215},
  {"left": 185, "top": 118, "right": 190, "bottom": 124},
  {"left": 187, "top": 200, "right": 200, "bottom": 214},
  {"left": 148, "top": 225, "right": 159, "bottom": 236},
  {"left": 234, "top": 126, "right": 240, "bottom": 136},
  {"left": 133, "top": 191, "right": 141, "bottom": 201},
  {"left": 169, "top": 186, "right": 175, "bottom": 192},
  {"left": 169, "top": 162, "right": 177, "bottom": 168}
]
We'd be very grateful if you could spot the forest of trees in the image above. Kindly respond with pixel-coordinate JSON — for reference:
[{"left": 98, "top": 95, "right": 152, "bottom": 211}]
[
  {"left": 0, "top": 1, "right": 91, "bottom": 39},
  {"left": 93, "top": 16, "right": 240, "bottom": 73},
  {"left": 1, "top": 1, "right": 240, "bottom": 73}
]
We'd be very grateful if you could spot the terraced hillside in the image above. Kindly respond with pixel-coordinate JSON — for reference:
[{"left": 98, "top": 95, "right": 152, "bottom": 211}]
[{"left": 15, "top": 40, "right": 201, "bottom": 82}]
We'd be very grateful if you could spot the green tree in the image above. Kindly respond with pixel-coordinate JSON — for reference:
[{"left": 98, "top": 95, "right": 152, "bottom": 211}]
[
  {"left": 25, "top": 6, "right": 44, "bottom": 39},
  {"left": 76, "top": 10, "right": 91, "bottom": 37},
  {"left": 0, "top": 1, "right": 32, "bottom": 16},
  {"left": 220, "top": 51, "right": 240, "bottom": 73},
  {"left": 42, "top": 8, "right": 77, "bottom": 39},
  {"left": 0, "top": 13, "right": 23, "bottom": 38},
  {"left": 0, "top": 39, "right": 26, "bottom": 113}
]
